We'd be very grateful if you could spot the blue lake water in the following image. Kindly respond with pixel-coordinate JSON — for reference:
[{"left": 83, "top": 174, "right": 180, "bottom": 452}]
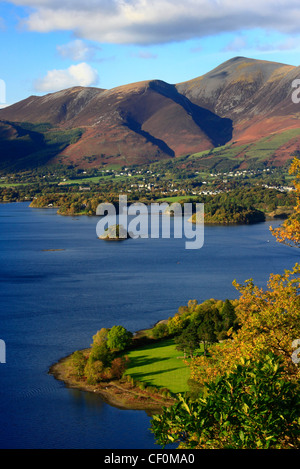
[{"left": 0, "top": 202, "right": 298, "bottom": 449}]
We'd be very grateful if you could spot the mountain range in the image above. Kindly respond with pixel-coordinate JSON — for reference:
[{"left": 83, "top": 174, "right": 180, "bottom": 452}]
[{"left": 0, "top": 56, "right": 300, "bottom": 171}]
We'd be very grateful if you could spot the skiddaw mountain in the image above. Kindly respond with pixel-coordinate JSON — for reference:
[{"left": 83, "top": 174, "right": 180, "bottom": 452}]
[{"left": 0, "top": 56, "right": 299, "bottom": 171}]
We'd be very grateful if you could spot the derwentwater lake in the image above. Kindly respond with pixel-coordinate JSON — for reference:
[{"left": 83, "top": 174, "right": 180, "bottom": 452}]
[{"left": 0, "top": 202, "right": 298, "bottom": 449}]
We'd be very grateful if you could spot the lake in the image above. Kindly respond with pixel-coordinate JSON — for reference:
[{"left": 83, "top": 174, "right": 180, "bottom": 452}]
[{"left": 0, "top": 202, "right": 298, "bottom": 449}]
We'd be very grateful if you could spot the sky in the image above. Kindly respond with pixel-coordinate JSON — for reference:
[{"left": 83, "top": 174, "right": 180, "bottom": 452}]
[{"left": 1, "top": 0, "right": 300, "bottom": 106}]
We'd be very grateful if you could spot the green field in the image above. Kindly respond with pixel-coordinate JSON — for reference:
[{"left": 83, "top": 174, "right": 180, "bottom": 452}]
[
  {"left": 124, "top": 338, "right": 192, "bottom": 394},
  {"left": 190, "top": 129, "right": 300, "bottom": 164},
  {"left": 0, "top": 182, "right": 29, "bottom": 187},
  {"left": 157, "top": 195, "right": 198, "bottom": 203},
  {"left": 61, "top": 176, "right": 103, "bottom": 185}
]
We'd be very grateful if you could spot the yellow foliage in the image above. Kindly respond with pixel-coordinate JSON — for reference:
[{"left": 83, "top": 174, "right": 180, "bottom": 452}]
[
  {"left": 189, "top": 159, "right": 300, "bottom": 387},
  {"left": 270, "top": 157, "right": 300, "bottom": 248},
  {"left": 189, "top": 264, "right": 300, "bottom": 385}
]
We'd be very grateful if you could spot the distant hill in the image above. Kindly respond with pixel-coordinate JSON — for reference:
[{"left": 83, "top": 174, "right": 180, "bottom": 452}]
[{"left": 0, "top": 56, "right": 299, "bottom": 171}]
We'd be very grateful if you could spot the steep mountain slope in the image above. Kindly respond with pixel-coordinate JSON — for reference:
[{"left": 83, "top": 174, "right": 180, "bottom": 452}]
[
  {"left": 0, "top": 56, "right": 299, "bottom": 171},
  {"left": 55, "top": 79, "right": 233, "bottom": 167},
  {"left": 177, "top": 57, "right": 300, "bottom": 161},
  {"left": 0, "top": 79, "right": 232, "bottom": 169},
  {"left": 0, "top": 87, "right": 103, "bottom": 125},
  {"left": 176, "top": 57, "right": 294, "bottom": 117}
]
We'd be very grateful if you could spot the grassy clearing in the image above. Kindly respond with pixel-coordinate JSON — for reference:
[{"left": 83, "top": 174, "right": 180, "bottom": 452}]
[
  {"left": 157, "top": 195, "right": 198, "bottom": 203},
  {"left": 62, "top": 173, "right": 141, "bottom": 185},
  {"left": 61, "top": 176, "right": 103, "bottom": 185},
  {"left": 124, "top": 338, "right": 192, "bottom": 394},
  {"left": 0, "top": 182, "right": 30, "bottom": 187},
  {"left": 190, "top": 129, "right": 300, "bottom": 163}
]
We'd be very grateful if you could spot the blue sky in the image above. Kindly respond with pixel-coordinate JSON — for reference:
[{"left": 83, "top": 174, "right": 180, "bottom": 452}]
[{"left": 1, "top": 0, "right": 300, "bottom": 106}]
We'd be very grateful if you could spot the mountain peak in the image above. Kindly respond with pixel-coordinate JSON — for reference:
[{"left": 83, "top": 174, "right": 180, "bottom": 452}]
[{"left": 0, "top": 56, "right": 299, "bottom": 171}]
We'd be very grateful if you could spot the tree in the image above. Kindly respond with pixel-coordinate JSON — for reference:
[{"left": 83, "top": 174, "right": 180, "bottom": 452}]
[
  {"left": 221, "top": 299, "right": 237, "bottom": 332},
  {"left": 92, "top": 327, "right": 109, "bottom": 347},
  {"left": 152, "top": 322, "right": 169, "bottom": 339},
  {"left": 151, "top": 354, "right": 300, "bottom": 449},
  {"left": 89, "top": 342, "right": 112, "bottom": 367},
  {"left": 189, "top": 263, "right": 300, "bottom": 386},
  {"left": 90, "top": 327, "right": 112, "bottom": 367},
  {"left": 71, "top": 350, "right": 86, "bottom": 379},
  {"left": 167, "top": 313, "right": 187, "bottom": 336},
  {"left": 106, "top": 325, "right": 133, "bottom": 352},
  {"left": 175, "top": 325, "right": 199, "bottom": 358},
  {"left": 151, "top": 158, "right": 300, "bottom": 449},
  {"left": 197, "top": 317, "right": 217, "bottom": 356},
  {"left": 189, "top": 306, "right": 220, "bottom": 354},
  {"left": 270, "top": 157, "right": 300, "bottom": 248},
  {"left": 110, "top": 356, "right": 130, "bottom": 379},
  {"left": 84, "top": 359, "right": 105, "bottom": 385}
]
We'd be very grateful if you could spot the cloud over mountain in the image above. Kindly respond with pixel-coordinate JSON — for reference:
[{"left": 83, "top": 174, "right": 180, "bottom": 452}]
[
  {"left": 12, "top": 0, "right": 300, "bottom": 45},
  {"left": 57, "top": 40, "right": 101, "bottom": 61},
  {"left": 34, "top": 62, "right": 99, "bottom": 92}
]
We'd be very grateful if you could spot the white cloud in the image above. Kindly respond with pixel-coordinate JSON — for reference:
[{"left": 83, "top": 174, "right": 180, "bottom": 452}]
[
  {"left": 57, "top": 39, "right": 101, "bottom": 61},
  {"left": 9, "top": 0, "right": 300, "bottom": 45},
  {"left": 222, "top": 36, "right": 248, "bottom": 52},
  {"left": 34, "top": 62, "right": 99, "bottom": 92},
  {"left": 255, "top": 37, "right": 299, "bottom": 52}
]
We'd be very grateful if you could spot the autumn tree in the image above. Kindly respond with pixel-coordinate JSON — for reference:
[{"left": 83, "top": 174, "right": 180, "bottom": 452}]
[
  {"left": 89, "top": 327, "right": 112, "bottom": 367},
  {"left": 71, "top": 350, "right": 86, "bottom": 379},
  {"left": 110, "top": 356, "right": 130, "bottom": 379},
  {"left": 270, "top": 157, "right": 300, "bottom": 248},
  {"left": 188, "top": 263, "right": 300, "bottom": 386},
  {"left": 92, "top": 328, "right": 109, "bottom": 347},
  {"left": 84, "top": 359, "right": 105, "bottom": 385},
  {"left": 167, "top": 313, "right": 187, "bottom": 336},
  {"left": 188, "top": 158, "right": 300, "bottom": 386},
  {"left": 151, "top": 158, "right": 300, "bottom": 449}
]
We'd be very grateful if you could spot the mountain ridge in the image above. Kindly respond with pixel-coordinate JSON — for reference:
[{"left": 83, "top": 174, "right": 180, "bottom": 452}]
[{"left": 0, "top": 56, "right": 299, "bottom": 171}]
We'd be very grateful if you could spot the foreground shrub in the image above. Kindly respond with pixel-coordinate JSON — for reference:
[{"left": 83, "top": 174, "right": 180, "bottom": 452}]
[{"left": 151, "top": 354, "right": 300, "bottom": 449}]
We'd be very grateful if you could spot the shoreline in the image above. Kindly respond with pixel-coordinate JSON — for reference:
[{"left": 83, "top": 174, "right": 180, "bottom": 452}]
[
  {"left": 30, "top": 202, "right": 291, "bottom": 224},
  {"left": 1, "top": 201, "right": 291, "bottom": 225},
  {"left": 49, "top": 344, "right": 177, "bottom": 414}
]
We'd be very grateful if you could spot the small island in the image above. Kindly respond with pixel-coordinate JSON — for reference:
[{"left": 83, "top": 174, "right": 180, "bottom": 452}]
[
  {"left": 189, "top": 206, "right": 265, "bottom": 225},
  {"left": 98, "top": 224, "right": 130, "bottom": 241}
]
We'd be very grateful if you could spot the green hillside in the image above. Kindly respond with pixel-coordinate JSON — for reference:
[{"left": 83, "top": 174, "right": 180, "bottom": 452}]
[
  {"left": 189, "top": 129, "right": 300, "bottom": 171},
  {"left": 0, "top": 121, "right": 83, "bottom": 171}
]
